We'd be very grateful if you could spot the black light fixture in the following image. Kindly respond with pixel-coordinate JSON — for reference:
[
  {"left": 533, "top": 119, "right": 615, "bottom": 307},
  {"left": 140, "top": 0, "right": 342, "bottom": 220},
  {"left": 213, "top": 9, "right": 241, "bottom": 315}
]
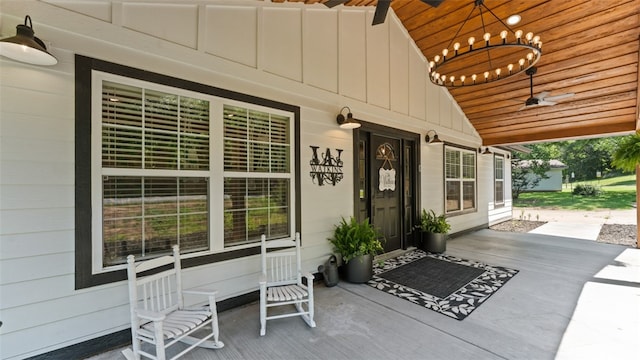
[
  {"left": 425, "top": 129, "right": 443, "bottom": 145},
  {"left": 0, "top": 15, "right": 57, "bottom": 66},
  {"left": 481, "top": 147, "right": 493, "bottom": 155},
  {"left": 336, "top": 106, "right": 361, "bottom": 129},
  {"left": 427, "top": 0, "right": 541, "bottom": 87}
]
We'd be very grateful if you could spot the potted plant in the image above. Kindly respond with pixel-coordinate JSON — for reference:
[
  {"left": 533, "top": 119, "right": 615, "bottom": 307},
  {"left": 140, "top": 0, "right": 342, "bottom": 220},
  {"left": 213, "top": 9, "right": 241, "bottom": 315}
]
[
  {"left": 417, "top": 209, "right": 451, "bottom": 253},
  {"left": 329, "top": 216, "right": 384, "bottom": 283}
]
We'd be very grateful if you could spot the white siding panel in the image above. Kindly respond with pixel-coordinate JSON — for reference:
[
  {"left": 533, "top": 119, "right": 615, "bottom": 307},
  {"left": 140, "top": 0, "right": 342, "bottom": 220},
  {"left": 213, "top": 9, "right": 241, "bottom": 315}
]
[
  {"left": 0, "top": 208, "right": 73, "bottom": 235},
  {"left": 366, "top": 12, "right": 390, "bottom": 109},
  {"left": 390, "top": 17, "right": 409, "bottom": 115},
  {"left": 0, "top": 274, "right": 75, "bottom": 308},
  {"left": 425, "top": 82, "right": 439, "bottom": 125},
  {"left": 204, "top": 5, "right": 258, "bottom": 68},
  {"left": 262, "top": 7, "right": 302, "bottom": 82},
  {"left": 0, "top": 160, "right": 74, "bottom": 185},
  {"left": 0, "top": 231, "right": 73, "bottom": 260},
  {"left": 408, "top": 44, "right": 426, "bottom": 120},
  {"left": 43, "top": 0, "right": 113, "bottom": 22},
  {"left": 0, "top": 184, "right": 74, "bottom": 210},
  {"left": 0, "top": 253, "right": 73, "bottom": 285},
  {"left": 339, "top": 10, "right": 367, "bottom": 101},
  {"left": 438, "top": 90, "right": 452, "bottom": 128},
  {"left": 121, "top": 3, "right": 198, "bottom": 48},
  {"left": 0, "top": 112, "right": 74, "bottom": 142},
  {"left": 0, "top": 136, "right": 73, "bottom": 162},
  {"left": 303, "top": 9, "right": 338, "bottom": 93},
  {"left": 0, "top": 86, "right": 72, "bottom": 119}
]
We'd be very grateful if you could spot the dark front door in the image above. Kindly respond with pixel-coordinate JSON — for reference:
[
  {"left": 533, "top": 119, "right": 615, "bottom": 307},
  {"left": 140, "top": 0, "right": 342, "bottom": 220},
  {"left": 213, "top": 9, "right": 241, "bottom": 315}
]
[{"left": 370, "top": 134, "right": 401, "bottom": 252}]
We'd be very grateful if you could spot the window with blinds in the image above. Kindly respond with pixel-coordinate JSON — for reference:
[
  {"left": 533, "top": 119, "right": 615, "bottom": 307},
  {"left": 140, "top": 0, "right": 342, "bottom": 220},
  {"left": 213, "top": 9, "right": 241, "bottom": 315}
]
[
  {"left": 101, "top": 80, "right": 210, "bottom": 266},
  {"left": 223, "top": 105, "right": 292, "bottom": 246},
  {"left": 495, "top": 155, "right": 505, "bottom": 205},
  {"left": 445, "top": 146, "right": 477, "bottom": 213}
]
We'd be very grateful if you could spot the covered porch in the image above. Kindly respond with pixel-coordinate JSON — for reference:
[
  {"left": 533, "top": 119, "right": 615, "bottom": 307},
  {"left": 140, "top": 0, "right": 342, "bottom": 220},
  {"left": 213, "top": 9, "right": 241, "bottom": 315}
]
[{"left": 89, "top": 229, "right": 639, "bottom": 360}]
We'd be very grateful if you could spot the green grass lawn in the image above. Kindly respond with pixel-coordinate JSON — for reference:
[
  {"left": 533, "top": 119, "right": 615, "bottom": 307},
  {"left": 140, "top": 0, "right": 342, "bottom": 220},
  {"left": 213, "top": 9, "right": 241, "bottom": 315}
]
[{"left": 514, "top": 174, "right": 637, "bottom": 210}]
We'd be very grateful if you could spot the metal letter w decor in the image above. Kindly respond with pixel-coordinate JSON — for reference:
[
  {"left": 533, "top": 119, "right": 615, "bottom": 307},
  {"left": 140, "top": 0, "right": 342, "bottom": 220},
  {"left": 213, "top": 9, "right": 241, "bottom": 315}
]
[{"left": 309, "top": 146, "right": 344, "bottom": 186}]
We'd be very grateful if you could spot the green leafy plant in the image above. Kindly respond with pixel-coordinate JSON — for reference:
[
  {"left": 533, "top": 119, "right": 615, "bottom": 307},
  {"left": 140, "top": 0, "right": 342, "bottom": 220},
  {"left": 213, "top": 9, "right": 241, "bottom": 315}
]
[
  {"left": 418, "top": 209, "right": 451, "bottom": 234},
  {"left": 572, "top": 183, "right": 601, "bottom": 196},
  {"left": 329, "top": 217, "right": 384, "bottom": 263}
]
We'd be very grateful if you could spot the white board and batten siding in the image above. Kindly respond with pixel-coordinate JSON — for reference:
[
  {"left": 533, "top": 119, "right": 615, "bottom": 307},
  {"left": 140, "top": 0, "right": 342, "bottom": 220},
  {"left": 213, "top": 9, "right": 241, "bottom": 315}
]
[{"left": 0, "top": 1, "right": 503, "bottom": 358}]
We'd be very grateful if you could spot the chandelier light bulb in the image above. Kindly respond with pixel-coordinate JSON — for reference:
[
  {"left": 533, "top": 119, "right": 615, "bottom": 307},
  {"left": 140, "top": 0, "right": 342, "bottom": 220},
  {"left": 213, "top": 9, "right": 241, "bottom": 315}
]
[
  {"left": 515, "top": 30, "right": 523, "bottom": 43},
  {"left": 460, "top": 75, "right": 466, "bottom": 84},
  {"left": 440, "top": 74, "right": 446, "bottom": 82},
  {"left": 527, "top": 52, "right": 534, "bottom": 62},
  {"left": 526, "top": 32, "right": 534, "bottom": 43},
  {"left": 483, "top": 32, "right": 491, "bottom": 44},
  {"left": 495, "top": 68, "right": 501, "bottom": 77},
  {"left": 484, "top": 71, "right": 489, "bottom": 79},
  {"left": 453, "top": 42, "right": 460, "bottom": 55},
  {"left": 471, "top": 74, "right": 477, "bottom": 81},
  {"left": 468, "top": 36, "right": 475, "bottom": 49},
  {"left": 537, "top": 41, "right": 542, "bottom": 49},
  {"left": 442, "top": 48, "right": 448, "bottom": 59},
  {"left": 449, "top": 76, "right": 455, "bottom": 84},
  {"left": 508, "top": 63, "right": 514, "bottom": 73},
  {"left": 429, "top": 60, "right": 435, "bottom": 70},
  {"left": 500, "top": 30, "right": 508, "bottom": 42},
  {"left": 533, "top": 35, "right": 540, "bottom": 44},
  {"left": 519, "top": 58, "right": 525, "bottom": 67},
  {"left": 434, "top": 55, "right": 440, "bottom": 62}
]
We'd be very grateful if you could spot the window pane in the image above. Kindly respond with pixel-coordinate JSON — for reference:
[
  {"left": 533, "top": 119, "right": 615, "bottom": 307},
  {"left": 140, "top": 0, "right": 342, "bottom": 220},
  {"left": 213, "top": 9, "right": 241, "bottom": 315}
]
[
  {"left": 102, "top": 176, "right": 210, "bottom": 266},
  {"left": 495, "top": 157, "right": 504, "bottom": 180},
  {"left": 462, "top": 152, "right": 475, "bottom": 179},
  {"left": 495, "top": 181, "right": 504, "bottom": 203},
  {"left": 103, "top": 176, "right": 143, "bottom": 265},
  {"left": 463, "top": 181, "right": 475, "bottom": 209},
  {"left": 180, "top": 97, "right": 209, "bottom": 170},
  {"left": 102, "top": 81, "right": 143, "bottom": 168},
  {"left": 269, "top": 179, "right": 290, "bottom": 237},
  {"left": 224, "top": 178, "right": 247, "bottom": 245},
  {"left": 446, "top": 180, "right": 460, "bottom": 212},
  {"left": 445, "top": 149, "right": 460, "bottom": 178}
]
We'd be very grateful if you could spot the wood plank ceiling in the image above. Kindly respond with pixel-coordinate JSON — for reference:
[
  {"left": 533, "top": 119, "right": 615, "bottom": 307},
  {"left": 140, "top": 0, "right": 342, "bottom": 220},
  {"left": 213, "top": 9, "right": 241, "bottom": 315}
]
[{"left": 277, "top": 0, "right": 640, "bottom": 146}]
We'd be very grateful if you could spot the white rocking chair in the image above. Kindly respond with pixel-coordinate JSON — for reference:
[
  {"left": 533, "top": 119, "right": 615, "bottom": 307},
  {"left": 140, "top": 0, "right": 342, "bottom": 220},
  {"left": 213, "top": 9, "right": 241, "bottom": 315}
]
[
  {"left": 259, "top": 233, "right": 316, "bottom": 336},
  {"left": 122, "top": 245, "right": 224, "bottom": 360}
]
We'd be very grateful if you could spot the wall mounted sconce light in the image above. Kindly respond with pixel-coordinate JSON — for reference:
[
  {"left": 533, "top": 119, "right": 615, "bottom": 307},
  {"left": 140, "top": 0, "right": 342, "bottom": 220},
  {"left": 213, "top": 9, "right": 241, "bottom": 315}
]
[
  {"left": 425, "top": 130, "right": 443, "bottom": 144},
  {"left": 481, "top": 147, "right": 493, "bottom": 155},
  {"left": 336, "top": 106, "right": 361, "bottom": 129},
  {"left": 0, "top": 15, "right": 57, "bottom": 66}
]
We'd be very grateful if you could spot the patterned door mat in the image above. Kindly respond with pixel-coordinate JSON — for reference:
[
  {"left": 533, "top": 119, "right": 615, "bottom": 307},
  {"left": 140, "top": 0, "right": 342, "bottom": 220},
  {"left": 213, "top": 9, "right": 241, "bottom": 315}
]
[{"left": 368, "top": 250, "right": 519, "bottom": 320}]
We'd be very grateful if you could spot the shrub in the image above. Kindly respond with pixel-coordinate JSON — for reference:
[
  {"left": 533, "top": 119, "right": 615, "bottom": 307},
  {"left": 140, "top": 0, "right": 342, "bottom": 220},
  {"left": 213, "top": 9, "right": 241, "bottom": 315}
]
[{"left": 572, "top": 184, "right": 601, "bottom": 196}]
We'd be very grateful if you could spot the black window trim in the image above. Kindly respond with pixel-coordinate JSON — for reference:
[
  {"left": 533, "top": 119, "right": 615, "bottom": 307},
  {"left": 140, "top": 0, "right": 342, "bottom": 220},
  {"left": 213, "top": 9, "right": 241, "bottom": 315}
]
[{"left": 75, "top": 55, "right": 301, "bottom": 289}]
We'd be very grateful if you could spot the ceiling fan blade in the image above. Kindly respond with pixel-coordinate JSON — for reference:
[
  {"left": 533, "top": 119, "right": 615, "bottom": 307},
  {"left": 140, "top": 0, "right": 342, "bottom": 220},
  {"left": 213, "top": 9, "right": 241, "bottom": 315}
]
[
  {"left": 538, "top": 100, "right": 557, "bottom": 106},
  {"left": 324, "top": 0, "right": 347, "bottom": 8},
  {"left": 372, "top": 0, "right": 391, "bottom": 25},
  {"left": 420, "top": 0, "right": 445, "bottom": 7},
  {"left": 544, "top": 93, "right": 575, "bottom": 102},
  {"left": 535, "top": 91, "right": 550, "bottom": 100}
]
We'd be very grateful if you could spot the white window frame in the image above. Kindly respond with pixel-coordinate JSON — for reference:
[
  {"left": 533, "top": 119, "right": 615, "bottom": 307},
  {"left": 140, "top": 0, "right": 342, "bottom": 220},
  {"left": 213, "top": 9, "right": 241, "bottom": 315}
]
[
  {"left": 90, "top": 71, "right": 296, "bottom": 274},
  {"left": 444, "top": 145, "right": 477, "bottom": 214},
  {"left": 495, "top": 155, "right": 505, "bottom": 206}
]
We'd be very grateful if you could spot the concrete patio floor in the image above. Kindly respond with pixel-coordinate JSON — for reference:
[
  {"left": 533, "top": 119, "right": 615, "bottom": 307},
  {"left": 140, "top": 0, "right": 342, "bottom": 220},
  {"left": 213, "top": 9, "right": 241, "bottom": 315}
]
[{"left": 89, "top": 229, "right": 639, "bottom": 360}]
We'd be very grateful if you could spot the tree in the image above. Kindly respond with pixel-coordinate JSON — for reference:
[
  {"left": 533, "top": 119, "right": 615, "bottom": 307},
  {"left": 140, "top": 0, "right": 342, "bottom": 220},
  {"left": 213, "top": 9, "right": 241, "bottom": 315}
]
[
  {"left": 612, "top": 132, "right": 640, "bottom": 172},
  {"left": 511, "top": 158, "right": 550, "bottom": 199}
]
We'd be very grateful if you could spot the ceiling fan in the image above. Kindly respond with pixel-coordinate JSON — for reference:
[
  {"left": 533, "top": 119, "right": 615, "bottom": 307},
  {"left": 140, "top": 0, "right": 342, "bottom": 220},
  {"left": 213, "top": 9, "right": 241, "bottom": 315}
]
[
  {"left": 324, "top": 0, "right": 444, "bottom": 25},
  {"left": 519, "top": 66, "right": 574, "bottom": 111}
]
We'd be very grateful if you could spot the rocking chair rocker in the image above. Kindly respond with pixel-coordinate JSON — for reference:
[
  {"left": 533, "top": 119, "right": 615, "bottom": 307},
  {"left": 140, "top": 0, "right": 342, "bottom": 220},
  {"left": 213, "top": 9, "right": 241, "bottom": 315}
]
[
  {"left": 122, "top": 245, "right": 224, "bottom": 360},
  {"left": 259, "top": 233, "right": 316, "bottom": 336}
]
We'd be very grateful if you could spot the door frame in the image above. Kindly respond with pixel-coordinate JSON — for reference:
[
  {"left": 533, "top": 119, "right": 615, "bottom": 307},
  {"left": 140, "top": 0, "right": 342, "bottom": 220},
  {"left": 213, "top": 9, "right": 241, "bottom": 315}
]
[{"left": 352, "top": 121, "right": 421, "bottom": 250}]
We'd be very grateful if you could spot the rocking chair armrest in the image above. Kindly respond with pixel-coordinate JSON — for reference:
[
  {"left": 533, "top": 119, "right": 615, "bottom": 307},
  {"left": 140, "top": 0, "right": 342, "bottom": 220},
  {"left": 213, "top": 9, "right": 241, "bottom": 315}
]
[
  {"left": 303, "top": 272, "right": 315, "bottom": 281},
  {"left": 135, "top": 308, "right": 165, "bottom": 322},
  {"left": 183, "top": 288, "right": 218, "bottom": 297}
]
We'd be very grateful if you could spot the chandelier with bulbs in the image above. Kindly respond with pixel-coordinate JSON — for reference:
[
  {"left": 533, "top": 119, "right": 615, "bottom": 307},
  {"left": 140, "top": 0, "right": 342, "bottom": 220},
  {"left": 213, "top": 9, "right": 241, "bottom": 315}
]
[{"left": 428, "top": 0, "right": 541, "bottom": 87}]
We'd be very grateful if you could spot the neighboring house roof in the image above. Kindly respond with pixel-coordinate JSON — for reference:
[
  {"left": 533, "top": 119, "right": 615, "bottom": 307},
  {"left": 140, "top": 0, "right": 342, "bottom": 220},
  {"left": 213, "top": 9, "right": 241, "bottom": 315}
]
[{"left": 517, "top": 159, "right": 568, "bottom": 169}]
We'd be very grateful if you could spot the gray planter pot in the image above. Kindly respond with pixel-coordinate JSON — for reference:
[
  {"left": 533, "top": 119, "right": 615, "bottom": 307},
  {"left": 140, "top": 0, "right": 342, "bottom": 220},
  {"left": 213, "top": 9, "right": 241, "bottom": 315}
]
[
  {"left": 422, "top": 232, "right": 447, "bottom": 253},
  {"left": 344, "top": 254, "right": 373, "bottom": 283}
]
